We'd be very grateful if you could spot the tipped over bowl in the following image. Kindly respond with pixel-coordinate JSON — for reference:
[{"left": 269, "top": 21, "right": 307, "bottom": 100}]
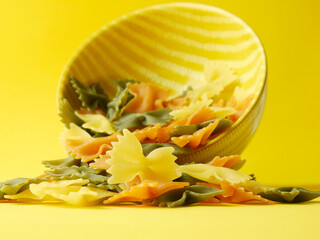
[{"left": 58, "top": 3, "right": 267, "bottom": 164}]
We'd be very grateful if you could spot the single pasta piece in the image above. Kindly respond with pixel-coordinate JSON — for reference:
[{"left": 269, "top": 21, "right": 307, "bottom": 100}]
[
  {"left": 107, "top": 129, "right": 181, "bottom": 184},
  {"left": 64, "top": 134, "right": 119, "bottom": 162},
  {"left": 226, "top": 95, "right": 254, "bottom": 122},
  {"left": 207, "top": 155, "right": 242, "bottom": 168},
  {"left": 75, "top": 111, "right": 116, "bottom": 135},
  {"left": 89, "top": 155, "right": 111, "bottom": 169},
  {"left": 198, "top": 181, "right": 271, "bottom": 203},
  {"left": 180, "top": 164, "right": 251, "bottom": 185},
  {"left": 124, "top": 83, "right": 171, "bottom": 113},
  {"left": 133, "top": 124, "right": 162, "bottom": 142}
]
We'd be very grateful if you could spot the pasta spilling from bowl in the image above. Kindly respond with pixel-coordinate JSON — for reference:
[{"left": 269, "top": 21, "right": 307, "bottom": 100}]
[{"left": 1, "top": 74, "right": 319, "bottom": 206}]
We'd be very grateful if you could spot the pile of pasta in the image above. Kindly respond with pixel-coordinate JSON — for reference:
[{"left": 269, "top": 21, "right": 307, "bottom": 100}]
[{"left": 1, "top": 74, "right": 319, "bottom": 206}]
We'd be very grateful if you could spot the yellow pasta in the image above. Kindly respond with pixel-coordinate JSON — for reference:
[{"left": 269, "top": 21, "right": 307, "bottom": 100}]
[
  {"left": 62, "top": 125, "right": 119, "bottom": 162},
  {"left": 5, "top": 179, "right": 116, "bottom": 206},
  {"left": 170, "top": 96, "right": 213, "bottom": 120},
  {"left": 188, "top": 61, "right": 239, "bottom": 102},
  {"left": 107, "top": 129, "right": 181, "bottom": 184},
  {"left": 5, "top": 189, "right": 43, "bottom": 201},
  {"left": 29, "top": 179, "right": 89, "bottom": 199},
  {"left": 61, "top": 123, "right": 92, "bottom": 141},
  {"left": 180, "top": 164, "right": 251, "bottom": 185},
  {"left": 75, "top": 111, "right": 116, "bottom": 135},
  {"left": 210, "top": 106, "right": 236, "bottom": 119},
  {"left": 49, "top": 187, "right": 116, "bottom": 206}
]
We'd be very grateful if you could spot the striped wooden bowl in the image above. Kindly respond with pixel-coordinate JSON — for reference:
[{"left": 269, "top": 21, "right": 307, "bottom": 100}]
[{"left": 58, "top": 3, "right": 267, "bottom": 164}]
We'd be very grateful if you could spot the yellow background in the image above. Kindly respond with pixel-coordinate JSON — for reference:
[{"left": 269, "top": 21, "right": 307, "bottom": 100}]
[{"left": 0, "top": 1, "right": 319, "bottom": 239}]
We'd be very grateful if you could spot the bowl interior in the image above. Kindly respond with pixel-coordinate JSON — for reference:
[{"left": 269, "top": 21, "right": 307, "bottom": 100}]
[{"left": 58, "top": 3, "right": 267, "bottom": 162}]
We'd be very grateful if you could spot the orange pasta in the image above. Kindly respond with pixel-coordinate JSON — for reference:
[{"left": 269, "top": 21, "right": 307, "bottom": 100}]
[
  {"left": 0, "top": 199, "right": 18, "bottom": 203},
  {"left": 155, "top": 122, "right": 180, "bottom": 143},
  {"left": 163, "top": 96, "right": 187, "bottom": 110},
  {"left": 185, "top": 106, "right": 217, "bottom": 125},
  {"left": 219, "top": 181, "right": 271, "bottom": 203},
  {"left": 89, "top": 154, "right": 111, "bottom": 169},
  {"left": 156, "top": 106, "right": 217, "bottom": 143},
  {"left": 226, "top": 95, "right": 254, "bottom": 122},
  {"left": 124, "top": 83, "right": 171, "bottom": 113},
  {"left": 198, "top": 181, "right": 271, "bottom": 204},
  {"left": 171, "top": 120, "right": 219, "bottom": 148},
  {"left": 207, "top": 155, "right": 242, "bottom": 168},
  {"left": 133, "top": 124, "right": 162, "bottom": 142},
  {"left": 104, "top": 181, "right": 189, "bottom": 204},
  {"left": 64, "top": 134, "right": 119, "bottom": 162}
]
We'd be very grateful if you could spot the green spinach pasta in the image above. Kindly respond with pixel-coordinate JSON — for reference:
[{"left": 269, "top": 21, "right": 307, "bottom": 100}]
[{"left": 1, "top": 76, "right": 319, "bottom": 206}]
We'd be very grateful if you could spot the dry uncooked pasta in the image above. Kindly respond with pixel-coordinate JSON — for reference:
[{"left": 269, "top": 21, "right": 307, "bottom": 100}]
[{"left": 1, "top": 76, "right": 319, "bottom": 207}]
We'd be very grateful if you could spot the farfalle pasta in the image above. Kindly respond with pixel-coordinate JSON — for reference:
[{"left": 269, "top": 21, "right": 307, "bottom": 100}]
[
  {"left": 104, "top": 180, "right": 189, "bottom": 204},
  {"left": 75, "top": 111, "right": 116, "bottom": 135},
  {"left": 1, "top": 74, "right": 319, "bottom": 207},
  {"left": 171, "top": 121, "right": 219, "bottom": 148},
  {"left": 62, "top": 124, "right": 119, "bottom": 162},
  {"left": 107, "top": 129, "right": 181, "bottom": 184},
  {"left": 5, "top": 179, "right": 116, "bottom": 206},
  {"left": 207, "top": 155, "right": 243, "bottom": 168},
  {"left": 198, "top": 181, "right": 270, "bottom": 204},
  {"left": 124, "top": 82, "right": 171, "bottom": 113}
]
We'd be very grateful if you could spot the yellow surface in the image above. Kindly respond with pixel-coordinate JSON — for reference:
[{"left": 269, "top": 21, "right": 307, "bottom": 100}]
[
  {"left": 0, "top": 1, "right": 320, "bottom": 239},
  {"left": 1, "top": 202, "right": 320, "bottom": 240}
]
